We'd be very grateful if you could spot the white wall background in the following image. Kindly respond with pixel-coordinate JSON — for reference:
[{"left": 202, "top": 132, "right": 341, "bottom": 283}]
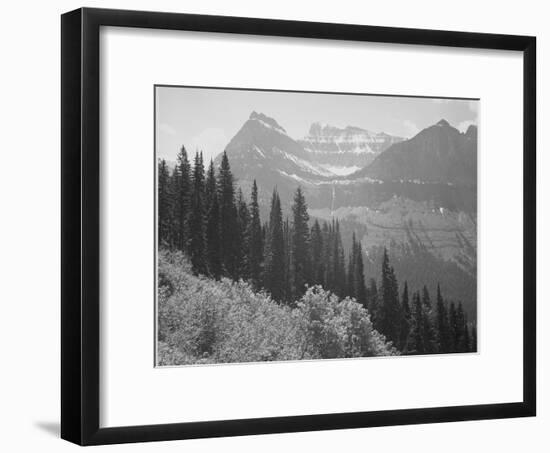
[{"left": 0, "top": 0, "right": 547, "bottom": 451}]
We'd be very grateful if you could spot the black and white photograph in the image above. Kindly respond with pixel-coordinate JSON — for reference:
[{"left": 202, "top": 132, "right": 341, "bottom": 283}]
[{"left": 156, "top": 86, "right": 478, "bottom": 366}]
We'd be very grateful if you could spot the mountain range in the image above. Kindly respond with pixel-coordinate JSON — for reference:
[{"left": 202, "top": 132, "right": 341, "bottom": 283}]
[{"left": 215, "top": 111, "right": 478, "bottom": 318}]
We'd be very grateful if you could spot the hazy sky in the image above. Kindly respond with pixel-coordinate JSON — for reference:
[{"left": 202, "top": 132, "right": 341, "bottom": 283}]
[{"left": 156, "top": 86, "right": 478, "bottom": 163}]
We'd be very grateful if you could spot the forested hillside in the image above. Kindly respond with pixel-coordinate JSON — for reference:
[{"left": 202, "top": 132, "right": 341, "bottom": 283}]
[{"left": 157, "top": 147, "right": 477, "bottom": 365}]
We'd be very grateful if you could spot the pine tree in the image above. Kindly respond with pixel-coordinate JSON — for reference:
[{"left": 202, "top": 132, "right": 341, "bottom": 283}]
[
  {"left": 264, "top": 189, "right": 286, "bottom": 302},
  {"left": 205, "top": 159, "right": 217, "bottom": 206},
  {"left": 399, "top": 281, "right": 411, "bottom": 352},
  {"left": 448, "top": 302, "right": 458, "bottom": 352},
  {"left": 368, "top": 278, "right": 379, "bottom": 329},
  {"left": 204, "top": 159, "right": 221, "bottom": 279},
  {"left": 456, "top": 302, "right": 466, "bottom": 352},
  {"left": 462, "top": 318, "right": 471, "bottom": 352},
  {"left": 322, "top": 222, "right": 334, "bottom": 292},
  {"left": 217, "top": 151, "right": 239, "bottom": 279},
  {"left": 158, "top": 159, "right": 173, "bottom": 247},
  {"left": 248, "top": 180, "right": 263, "bottom": 290},
  {"left": 291, "top": 187, "right": 310, "bottom": 299},
  {"left": 471, "top": 325, "right": 477, "bottom": 352},
  {"left": 205, "top": 192, "right": 221, "bottom": 279},
  {"left": 347, "top": 233, "right": 357, "bottom": 299},
  {"left": 409, "top": 291, "right": 425, "bottom": 354},
  {"left": 421, "top": 286, "right": 437, "bottom": 353},
  {"left": 283, "top": 217, "right": 293, "bottom": 302},
  {"left": 310, "top": 220, "right": 324, "bottom": 286},
  {"left": 236, "top": 188, "right": 250, "bottom": 279},
  {"left": 188, "top": 152, "right": 207, "bottom": 275},
  {"left": 172, "top": 145, "right": 192, "bottom": 252},
  {"left": 378, "top": 248, "right": 402, "bottom": 347},
  {"left": 353, "top": 236, "right": 368, "bottom": 308},
  {"left": 435, "top": 284, "right": 451, "bottom": 353},
  {"left": 333, "top": 220, "right": 346, "bottom": 296},
  {"left": 347, "top": 234, "right": 367, "bottom": 307}
]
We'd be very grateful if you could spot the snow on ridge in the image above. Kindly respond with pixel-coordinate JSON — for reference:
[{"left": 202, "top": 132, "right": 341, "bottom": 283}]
[
  {"left": 302, "top": 144, "right": 376, "bottom": 155},
  {"left": 318, "top": 164, "right": 361, "bottom": 176},
  {"left": 277, "top": 170, "right": 311, "bottom": 184},
  {"left": 250, "top": 117, "right": 287, "bottom": 135},
  {"left": 277, "top": 168, "right": 383, "bottom": 186},
  {"left": 274, "top": 147, "right": 334, "bottom": 177},
  {"left": 252, "top": 145, "right": 265, "bottom": 158}
]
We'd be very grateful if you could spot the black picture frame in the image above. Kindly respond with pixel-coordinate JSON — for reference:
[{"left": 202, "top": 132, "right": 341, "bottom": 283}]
[{"left": 61, "top": 7, "right": 536, "bottom": 446}]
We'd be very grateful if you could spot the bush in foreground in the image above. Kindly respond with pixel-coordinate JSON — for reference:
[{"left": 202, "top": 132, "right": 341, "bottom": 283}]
[{"left": 157, "top": 250, "right": 396, "bottom": 366}]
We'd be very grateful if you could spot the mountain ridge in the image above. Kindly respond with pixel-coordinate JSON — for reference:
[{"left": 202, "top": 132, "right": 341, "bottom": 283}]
[
  {"left": 353, "top": 118, "right": 477, "bottom": 186},
  {"left": 211, "top": 111, "right": 477, "bottom": 318}
]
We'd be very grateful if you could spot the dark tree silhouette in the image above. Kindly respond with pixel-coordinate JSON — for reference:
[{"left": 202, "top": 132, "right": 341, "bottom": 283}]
[
  {"left": 310, "top": 220, "right": 324, "bottom": 286},
  {"left": 436, "top": 284, "right": 451, "bottom": 353},
  {"left": 248, "top": 180, "right": 263, "bottom": 290},
  {"left": 217, "top": 151, "right": 239, "bottom": 279},
  {"left": 378, "top": 248, "right": 403, "bottom": 347},
  {"left": 263, "top": 189, "right": 286, "bottom": 302},
  {"left": 205, "top": 160, "right": 221, "bottom": 279},
  {"left": 173, "top": 145, "right": 191, "bottom": 252},
  {"left": 399, "top": 281, "right": 411, "bottom": 351},
  {"left": 158, "top": 159, "right": 173, "bottom": 247},
  {"left": 188, "top": 152, "right": 207, "bottom": 275},
  {"left": 421, "top": 286, "right": 437, "bottom": 353},
  {"left": 291, "top": 187, "right": 310, "bottom": 298}
]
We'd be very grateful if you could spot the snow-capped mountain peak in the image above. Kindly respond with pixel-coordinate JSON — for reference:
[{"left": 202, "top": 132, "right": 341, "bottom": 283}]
[{"left": 248, "top": 111, "right": 287, "bottom": 135}]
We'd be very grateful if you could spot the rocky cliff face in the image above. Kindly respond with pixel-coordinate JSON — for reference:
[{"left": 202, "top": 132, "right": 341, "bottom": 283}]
[{"left": 298, "top": 123, "right": 403, "bottom": 175}]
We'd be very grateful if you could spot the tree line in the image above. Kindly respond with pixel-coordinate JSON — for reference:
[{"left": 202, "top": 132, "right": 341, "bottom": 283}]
[{"left": 158, "top": 146, "right": 476, "bottom": 355}]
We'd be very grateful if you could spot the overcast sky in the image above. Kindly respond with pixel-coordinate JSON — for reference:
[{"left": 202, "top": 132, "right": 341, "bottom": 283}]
[{"left": 156, "top": 86, "right": 478, "bottom": 163}]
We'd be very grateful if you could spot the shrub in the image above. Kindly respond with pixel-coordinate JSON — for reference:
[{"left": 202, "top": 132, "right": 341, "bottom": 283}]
[{"left": 157, "top": 250, "right": 396, "bottom": 366}]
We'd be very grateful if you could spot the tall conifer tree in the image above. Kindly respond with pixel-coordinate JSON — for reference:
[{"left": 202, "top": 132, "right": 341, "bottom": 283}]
[
  {"left": 409, "top": 291, "right": 425, "bottom": 354},
  {"left": 205, "top": 159, "right": 217, "bottom": 206},
  {"left": 368, "top": 278, "right": 379, "bottom": 329},
  {"left": 291, "top": 187, "right": 310, "bottom": 298},
  {"left": 435, "top": 284, "right": 451, "bottom": 353},
  {"left": 347, "top": 233, "right": 358, "bottom": 299},
  {"left": 248, "top": 180, "right": 263, "bottom": 290},
  {"left": 333, "top": 220, "right": 346, "bottom": 296},
  {"left": 455, "top": 302, "right": 466, "bottom": 352},
  {"left": 421, "top": 286, "right": 437, "bottom": 353},
  {"left": 399, "top": 281, "right": 411, "bottom": 352},
  {"left": 283, "top": 217, "right": 293, "bottom": 302},
  {"left": 205, "top": 159, "right": 221, "bottom": 279},
  {"left": 448, "top": 302, "right": 458, "bottom": 352},
  {"left": 217, "top": 151, "right": 238, "bottom": 279},
  {"left": 158, "top": 159, "right": 173, "bottom": 247},
  {"left": 378, "top": 248, "right": 402, "bottom": 347},
  {"left": 462, "top": 318, "right": 471, "bottom": 352},
  {"left": 323, "top": 222, "right": 334, "bottom": 292},
  {"left": 236, "top": 188, "right": 251, "bottom": 279},
  {"left": 188, "top": 152, "right": 207, "bottom": 275},
  {"left": 264, "top": 189, "right": 286, "bottom": 302},
  {"left": 310, "top": 220, "right": 324, "bottom": 286},
  {"left": 173, "top": 146, "right": 191, "bottom": 252},
  {"left": 353, "top": 237, "right": 368, "bottom": 308}
]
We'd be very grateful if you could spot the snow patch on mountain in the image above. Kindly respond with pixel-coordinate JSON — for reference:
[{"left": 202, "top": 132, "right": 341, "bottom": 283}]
[
  {"left": 318, "top": 164, "right": 361, "bottom": 176},
  {"left": 249, "top": 111, "right": 287, "bottom": 135},
  {"left": 297, "top": 122, "right": 403, "bottom": 170},
  {"left": 252, "top": 145, "right": 265, "bottom": 158},
  {"left": 274, "top": 147, "right": 334, "bottom": 177}
]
